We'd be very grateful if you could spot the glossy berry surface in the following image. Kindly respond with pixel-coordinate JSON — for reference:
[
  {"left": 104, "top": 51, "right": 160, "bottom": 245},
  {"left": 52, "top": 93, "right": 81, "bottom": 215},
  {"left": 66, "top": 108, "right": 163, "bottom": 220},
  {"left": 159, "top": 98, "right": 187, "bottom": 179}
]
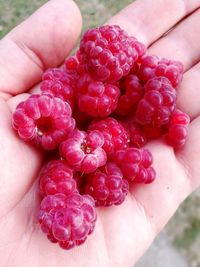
[
  {"left": 41, "top": 67, "right": 78, "bottom": 109},
  {"left": 136, "top": 77, "right": 177, "bottom": 127},
  {"left": 60, "top": 130, "right": 107, "bottom": 173},
  {"left": 77, "top": 73, "right": 120, "bottom": 117},
  {"left": 114, "top": 148, "right": 156, "bottom": 184},
  {"left": 78, "top": 25, "right": 146, "bottom": 82},
  {"left": 88, "top": 117, "right": 130, "bottom": 157},
  {"left": 167, "top": 109, "right": 190, "bottom": 148},
  {"left": 137, "top": 55, "right": 184, "bottom": 87},
  {"left": 39, "top": 160, "right": 77, "bottom": 197},
  {"left": 12, "top": 94, "right": 75, "bottom": 150},
  {"left": 83, "top": 162, "right": 129, "bottom": 206},
  {"left": 116, "top": 74, "right": 144, "bottom": 116},
  {"left": 38, "top": 193, "right": 97, "bottom": 250},
  {"left": 122, "top": 118, "right": 146, "bottom": 148}
]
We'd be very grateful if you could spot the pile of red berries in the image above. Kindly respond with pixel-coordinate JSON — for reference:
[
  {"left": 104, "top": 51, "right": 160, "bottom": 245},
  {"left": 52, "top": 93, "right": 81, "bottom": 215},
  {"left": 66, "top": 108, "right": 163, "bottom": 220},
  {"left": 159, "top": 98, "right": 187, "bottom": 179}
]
[{"left": 12, "top": 25, "right": 190, "bottom": 250}]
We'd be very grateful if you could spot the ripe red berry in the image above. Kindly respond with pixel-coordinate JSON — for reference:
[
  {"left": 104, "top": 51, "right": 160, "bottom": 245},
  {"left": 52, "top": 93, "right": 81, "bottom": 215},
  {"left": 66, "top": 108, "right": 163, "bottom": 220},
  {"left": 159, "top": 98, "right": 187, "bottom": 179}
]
[
  {"left": 64, "top": 56, "right": 79, "bottom": 74},
  {"left": 59, "top": 129, "right": 107, "bottom": 173},
  {"left": 88, "top": 117, "right": 130, "bottom": 157},
  {"left": 116, "top": 74, "right": 144, "bottom": 116},
  {"left": 166, "top": 109, "right": 190, "bottom": 148},
  {"left": 39, "top": 160, "right": 77, "bottom": 197},
  {"left": 78, "top": 25, "right": 146, "bottom": 82},
  {"left": 121, "top": 117, "right": 146, "bottom": 148},
  {"left": 41, "top": 66, "right": 78, "bottom": 109},
  {"left": 114, "top": 148, "right": 156, "bottom": 184},
  {"left": 83, "top": 162, "right": 129, "bottom": 207},
  {"left": 137, "top": 55, "right": 184, "bottom": 87},
  {"left": 136, "top": 77, "right": 177, "bottom": 127},
  {"left": 77, "top": 73, "right": 120, "bottom": 117},
  {"left": 143, "top": 124, "right": 165, "bottom": 140},
  {"left": 12, "top": 94, "right": 75, "bottom": 150},
  {"left": 38, "top": 193, "right": 97, "bottom": 250}
]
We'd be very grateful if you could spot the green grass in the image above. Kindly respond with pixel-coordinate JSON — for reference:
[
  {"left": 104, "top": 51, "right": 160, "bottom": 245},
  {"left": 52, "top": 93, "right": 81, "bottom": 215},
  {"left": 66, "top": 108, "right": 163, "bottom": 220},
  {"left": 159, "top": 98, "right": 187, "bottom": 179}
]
[
  {"left": 0, "top": 0, "right": 132, "bottom": 39},
  {"left": 0, "top": 0, "right": 46, "bottom": 38},
  {"left": 174, "top": 217, "right": 200, "bottom": 249},
  {"left": 1, "top": 1, "right": 200, "bottom": 264}
]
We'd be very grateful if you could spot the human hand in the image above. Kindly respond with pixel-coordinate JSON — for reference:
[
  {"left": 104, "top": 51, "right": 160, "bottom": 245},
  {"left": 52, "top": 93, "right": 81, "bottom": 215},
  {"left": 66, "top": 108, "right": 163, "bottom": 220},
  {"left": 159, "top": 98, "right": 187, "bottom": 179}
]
[{"left": 1, "top": 0, "right": 200, "bottom": 266}]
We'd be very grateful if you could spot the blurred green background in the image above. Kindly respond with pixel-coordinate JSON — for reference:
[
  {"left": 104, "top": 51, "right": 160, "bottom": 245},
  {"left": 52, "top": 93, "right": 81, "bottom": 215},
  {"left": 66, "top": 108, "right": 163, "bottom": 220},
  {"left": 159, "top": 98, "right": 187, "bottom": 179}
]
[{"left": 0, "top": 0, "right": 200, "bottom": 266}]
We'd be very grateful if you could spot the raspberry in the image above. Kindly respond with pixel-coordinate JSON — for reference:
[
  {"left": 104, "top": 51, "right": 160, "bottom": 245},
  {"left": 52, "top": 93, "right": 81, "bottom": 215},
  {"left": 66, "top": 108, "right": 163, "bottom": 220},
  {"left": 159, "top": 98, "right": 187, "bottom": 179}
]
[
  {"left": 83, "top": 162, "right": 129, "bottom": 207},
  {"left": 135, "top": 77, "right": 177, "bottom": 127},
  {"left": 143, "top": 124, "right": 165, "bottom": 140},
  {"left": 59, "top": 130, "right": 107, "bottom": 173},
  {"left": 166, "top": 109, "right": 190, "bottom": 148},
  {"left": 64, "top": 56, "right": 79, "bottom": 74},
  {"left": 78, "top": 25, "right": 146, "bottom": 82},
  {"left": 77, "top": 73, "right": 120, "bottom": 117},
  {"left": 38, "top": 193, "right": 97, "bottom": 250},
  {"left": 41, "top": 65, "right": 78, "bottom": 109},
  {"left": 39, "top": 160, "right": 77, "bottom": 197},
  {"left": 121, "top": 118, "right": 146, "bottom": 148},
  {"left": 88, "top": 117, "right": 130, "bottom": 157},
  {"left": 12, "top": 94, "right": 75, "bottom": 150},
  {"left": 114, "top": 148, "right": 156, "bottom": 184},
  {"left": 137, "top": 55, "right": 184, "bottom": 87},
  {"left": 116, "top": 74, "right": 144, "bottom": 116}
]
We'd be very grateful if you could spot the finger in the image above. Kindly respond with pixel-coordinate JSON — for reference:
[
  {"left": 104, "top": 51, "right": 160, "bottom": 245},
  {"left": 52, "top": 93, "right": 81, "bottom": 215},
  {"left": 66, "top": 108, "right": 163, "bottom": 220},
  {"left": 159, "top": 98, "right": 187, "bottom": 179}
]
[
  {"left": 130, "top": 141, "right": 191, "bottom": 233},
  {"left": 0, "top": 0, "right": 82, "bottom": 97},
  {"left": 178, "top": 116, "right": 200, "bottom": 189},
  {"left": 176, "top": 62, "right": 200, "bottom": 119},
  {"left": 107, "top": 0, "right": 200, "bottom": 45},
  {"left": 149, "top": 8, "right": 200, "bottom": 70},
  {"left": 0, "top": 99, "right": 43, "bottom": 217}
]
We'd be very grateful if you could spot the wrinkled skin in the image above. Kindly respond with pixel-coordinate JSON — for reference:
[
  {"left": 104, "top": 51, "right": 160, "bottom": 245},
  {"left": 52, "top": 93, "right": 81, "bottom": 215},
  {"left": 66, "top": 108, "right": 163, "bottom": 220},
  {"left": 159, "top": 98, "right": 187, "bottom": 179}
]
[{"left": 1, "top": 0, "right": 200, "bottom": 266}]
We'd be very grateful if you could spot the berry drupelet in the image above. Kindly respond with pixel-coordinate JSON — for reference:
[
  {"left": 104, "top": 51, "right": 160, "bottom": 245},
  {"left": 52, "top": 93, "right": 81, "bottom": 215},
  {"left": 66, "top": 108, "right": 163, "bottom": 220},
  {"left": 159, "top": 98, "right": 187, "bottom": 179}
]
[
  {"left": 76, "top": 73, "right": 120, "bottom": 117},
  {"left": 83, "top": 162, "right": 129, "bottom": 207},
  {"left": 136, "top": 77, "right": 177, "bottom": 127},
  {"left": 38, "top": 193, "right": 97, "bottom": 250},
  {"left": 114, "top": 148, "right": 156, "bottom": 184},
  {"left": 39, "top": 160, "right": 77, "bottom": 197},
  {"left": 77, "top": 25, "right": 146, "bottom": 83},
  {"left": 88, "top": 117, "right": 130, "bottom": 158},
  {"left": 60, "top": 129, "right": 107, "bottom": 173},
  {"left": 12, "top": 94, "right": 75, "bottom": 150},
  {"left": 116, "top": 74, "right": 144, "bottom": 116},
  {"left": 137, "top": 55, "right": 184, "bottom": 87},
  {"left": 166, "top": 109, "right": 190, "bottom": 148}
]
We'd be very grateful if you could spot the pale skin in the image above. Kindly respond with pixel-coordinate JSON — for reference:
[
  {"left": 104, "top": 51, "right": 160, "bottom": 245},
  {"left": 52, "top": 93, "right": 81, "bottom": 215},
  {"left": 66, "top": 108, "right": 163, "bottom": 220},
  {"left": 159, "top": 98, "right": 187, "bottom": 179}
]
[{"left": 0, "top": 0, "right": 200, "bottom": 266}]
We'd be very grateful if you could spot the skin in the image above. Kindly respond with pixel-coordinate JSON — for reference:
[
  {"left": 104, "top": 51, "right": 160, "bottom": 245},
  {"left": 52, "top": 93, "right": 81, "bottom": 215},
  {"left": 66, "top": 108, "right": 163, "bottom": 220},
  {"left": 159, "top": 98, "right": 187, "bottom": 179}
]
[{"left": 0, "top": 0, "right": 200, "bottom": 266}]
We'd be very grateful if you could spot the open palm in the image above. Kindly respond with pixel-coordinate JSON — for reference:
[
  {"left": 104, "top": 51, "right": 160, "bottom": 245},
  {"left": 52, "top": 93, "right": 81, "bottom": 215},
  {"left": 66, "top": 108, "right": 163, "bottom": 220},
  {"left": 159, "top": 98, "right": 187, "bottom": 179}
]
[{"left": 1, "top": 0, "right": 200, "bottom": 266}]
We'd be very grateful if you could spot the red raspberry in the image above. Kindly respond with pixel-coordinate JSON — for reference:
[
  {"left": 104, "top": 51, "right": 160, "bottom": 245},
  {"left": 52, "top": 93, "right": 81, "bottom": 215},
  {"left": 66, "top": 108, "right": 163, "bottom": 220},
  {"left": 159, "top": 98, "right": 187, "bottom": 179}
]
[
  {"left": 78, "top": 25, "right": 146, "bottom": 82},
  {"left": 88, "top": 117, "right": 130, "bottom": 157},
  {"left": 64, "top": 56, "right": 79, "bottom": 74},
  {"left": 116, "top": 74, "right": 144, "bottom": 116},
  {"left": 137, "top": 55, "right": 184, "bottom": 87},
  {"left": 114, "top": 148, "right": 156, "bottom": 184},
  {"left": 39, "top": 160, "right": 77, "bottom": 197},
  {"left": 83, "top": 162, "right": 129, "bottom": 207},
  {"left": 59, "top": 130, "right": 107, "bottom": 173},
  {"left": 38, "top": 193, "right": 97, "bottom": 250},
  {"left": 12, "top": 94, "right": 75, "bottom": 150},
  {"left": 77, "top": 73, "right": 120, "bottom": 117},
  {"left": 121, "top": 118, "right": 146, "bottom": 148},
  {"left": 136, "top": 77, "right": 177, "bottom": 127},
  {"left": 41, "top": 65, "right": 78, "bottom": 109},
  {"left": 166, "top": 109, "right": 190, "bottom": 148},
  {"left": 143, "top": 124, "right": 165, "bottom": 140}
]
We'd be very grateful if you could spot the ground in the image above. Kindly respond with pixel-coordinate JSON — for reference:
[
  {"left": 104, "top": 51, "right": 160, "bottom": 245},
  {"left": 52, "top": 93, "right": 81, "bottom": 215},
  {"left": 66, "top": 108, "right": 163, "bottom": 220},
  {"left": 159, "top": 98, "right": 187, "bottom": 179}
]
[{"left": 0, "top": 0, "right": 200, "bottom": 266}]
